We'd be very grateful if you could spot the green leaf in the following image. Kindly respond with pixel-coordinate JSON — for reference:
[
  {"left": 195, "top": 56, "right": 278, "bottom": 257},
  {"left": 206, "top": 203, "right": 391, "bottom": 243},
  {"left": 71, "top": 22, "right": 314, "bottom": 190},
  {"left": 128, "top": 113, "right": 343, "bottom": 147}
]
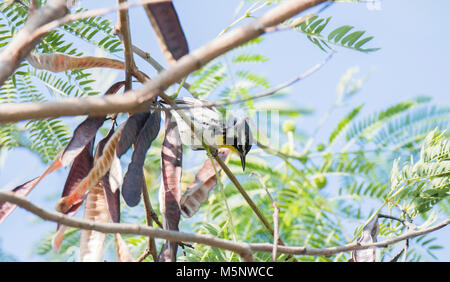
[
  {"left": 354, "top": 36, "right": 374, "bottom": 49},
  {"left": 341, "top": 31, "right": 365, "bottom": 47},
  {"left": 328, "top": 25, "right": 353, "bottom": 42},
  {"left": 329, "top": 105, "right": 364, "bottom": 145}
]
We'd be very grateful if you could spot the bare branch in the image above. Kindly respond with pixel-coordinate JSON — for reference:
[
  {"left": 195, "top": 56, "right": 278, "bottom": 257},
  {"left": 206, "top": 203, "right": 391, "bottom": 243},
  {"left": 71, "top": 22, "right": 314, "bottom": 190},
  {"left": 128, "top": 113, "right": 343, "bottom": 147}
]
[
  {"left": 136, "top": 179, "right": 158, "bottom": 262},
  {"left": 116, "top": 0, "right": 136, "bottom": 91},
  {"left": 251, "top": 171, "right": 280, "bottom": 262},
  {"left": 1, "top": 190, "right": 448, "bottom": 260},
  {"left": 152, "top": 51, "right": 334, "bottom": 111},
  {"left": 129, "top": 40, "right": 164, "bottom": 73}
]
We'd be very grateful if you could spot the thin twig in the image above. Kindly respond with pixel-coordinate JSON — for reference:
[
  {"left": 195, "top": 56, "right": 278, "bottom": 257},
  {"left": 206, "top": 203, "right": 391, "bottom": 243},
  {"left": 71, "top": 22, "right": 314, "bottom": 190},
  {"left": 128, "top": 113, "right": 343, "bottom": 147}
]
[
  {"left": 250, "top": 171, "right": 280, "bottom": 262},
  {"left": 378, "top": 213, "right": 413, "bottom": 262},
  {"left": 218, "top": 0, "right": 271, "bottom": 37},
  {"left": 149, "top": 52, "right": 334, "bottom": 111},
  {"left": 136, "top": 179, "right": 157, "bottom": 262},
  {"left": 390, "top": 247, "right": 404, "bottom": 262},
  {"left": 135, "top": 248, "right": 151, "bottom": 263},
  {"left": 402, "top": 238, "right": 409, "bottom": 262},
  {"left": 204, "top": 146, "right": 239, "bottom": 261},
  {"left": 129, "top": 40, "right": 164, "bottom": 73},
  {"left": 378, "top": 214, "right": 417, "bottom": 230}
]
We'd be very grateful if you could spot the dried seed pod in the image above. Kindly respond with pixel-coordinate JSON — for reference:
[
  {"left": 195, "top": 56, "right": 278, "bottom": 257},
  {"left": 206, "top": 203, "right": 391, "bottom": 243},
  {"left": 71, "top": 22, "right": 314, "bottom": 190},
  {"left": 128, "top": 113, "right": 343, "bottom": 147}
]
[
  {"left": 78, "top": 183, "right": 110, "bottom": 262},
  {"left": 122, "top": 111, "right": 161, "bottom": 207},
  {"left": 114, "top": 234, "right": 134, "bottom": 262},
  {"left": 52, "top": 143, "right": 94, "bottom": 252},
  {"left": 56, "top": 125, "right": 124, "bottom": 214},
  {"left": 180, "top": 148, "right": 231, "bottom": 218},
  {"left": 144, "top": 1, "right": 189, "bottom": 65},
  {"left": 158, "top": 112, "right": 183, "bottom": 262},
  {"left": 27, "top": 52, "right": 125, "bottom": 72}
]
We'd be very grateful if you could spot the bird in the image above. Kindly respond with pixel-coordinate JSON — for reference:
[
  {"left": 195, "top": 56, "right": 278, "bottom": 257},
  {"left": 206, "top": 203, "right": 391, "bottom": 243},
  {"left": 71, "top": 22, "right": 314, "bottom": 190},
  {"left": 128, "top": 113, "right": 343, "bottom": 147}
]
[{"left": 159, "top": 97, "right": 253, "bottom": 171}]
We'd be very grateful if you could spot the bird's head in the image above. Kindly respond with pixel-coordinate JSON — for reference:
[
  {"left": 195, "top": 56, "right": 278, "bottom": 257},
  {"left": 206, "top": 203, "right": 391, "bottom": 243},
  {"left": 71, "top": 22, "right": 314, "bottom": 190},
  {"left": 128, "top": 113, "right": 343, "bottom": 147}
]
[
  {"left": 233, "top": 119, "right": 253, "bottom": 171},
  {"left": 235, "top": 143, "right": 251, "bottom": 171}
]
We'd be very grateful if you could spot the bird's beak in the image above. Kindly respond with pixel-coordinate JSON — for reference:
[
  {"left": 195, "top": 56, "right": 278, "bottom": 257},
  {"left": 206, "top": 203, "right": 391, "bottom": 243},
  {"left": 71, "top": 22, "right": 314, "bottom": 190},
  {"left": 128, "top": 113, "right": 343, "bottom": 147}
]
[{"left": 240, "top": 153, "right": 246, "bottom": 171}]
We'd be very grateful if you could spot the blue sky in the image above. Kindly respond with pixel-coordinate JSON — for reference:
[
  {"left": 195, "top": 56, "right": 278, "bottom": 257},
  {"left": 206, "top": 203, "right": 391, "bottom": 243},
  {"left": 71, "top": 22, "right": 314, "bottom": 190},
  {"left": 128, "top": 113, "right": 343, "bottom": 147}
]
[{"left": 0, "top": 0, "right": 449, "bottom": 261}]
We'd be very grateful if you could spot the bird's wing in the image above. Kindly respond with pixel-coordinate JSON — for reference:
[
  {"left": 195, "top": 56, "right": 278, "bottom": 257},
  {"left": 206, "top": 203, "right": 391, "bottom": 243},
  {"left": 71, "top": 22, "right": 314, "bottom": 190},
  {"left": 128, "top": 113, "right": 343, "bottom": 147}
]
[{"left": 160, "top": 98, "right": 223, "bottom": 149}]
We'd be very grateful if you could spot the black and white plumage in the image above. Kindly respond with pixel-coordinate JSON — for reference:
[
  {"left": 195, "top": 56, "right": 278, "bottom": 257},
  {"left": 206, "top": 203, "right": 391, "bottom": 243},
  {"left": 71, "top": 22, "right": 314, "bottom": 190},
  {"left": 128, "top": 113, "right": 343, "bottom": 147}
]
[{"left": 159, "top": 97, "right": 253, "bottom": 170}]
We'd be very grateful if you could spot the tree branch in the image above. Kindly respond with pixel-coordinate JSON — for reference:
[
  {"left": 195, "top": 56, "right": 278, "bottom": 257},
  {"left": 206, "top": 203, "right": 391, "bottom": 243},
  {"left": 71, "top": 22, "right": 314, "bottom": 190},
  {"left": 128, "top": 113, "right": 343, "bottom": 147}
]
[
  {"left": 1, "top": 190, "right": 448, "bottom": 260},
  {"left": 116, "top": 0, "right": 136, "bottom": 91},
  {"left": 0, "top": 0, "right": 327, "bottom": 124},
  {"left": 136, "top": 179, "right": 157, "bottom": 262}
]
